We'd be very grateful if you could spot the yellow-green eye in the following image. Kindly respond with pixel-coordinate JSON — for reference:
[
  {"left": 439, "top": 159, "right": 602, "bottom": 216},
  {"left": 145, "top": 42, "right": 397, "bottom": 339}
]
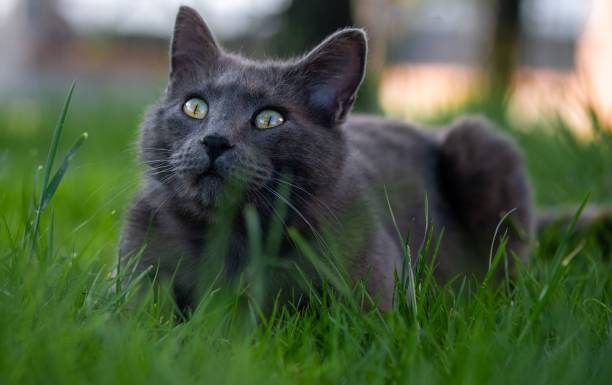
[
  {"left": 183, "top": 98, "right": 208, "bottom": 119},
  {"left": 254, "top": 109, "right": 285, "bottom": 129}
]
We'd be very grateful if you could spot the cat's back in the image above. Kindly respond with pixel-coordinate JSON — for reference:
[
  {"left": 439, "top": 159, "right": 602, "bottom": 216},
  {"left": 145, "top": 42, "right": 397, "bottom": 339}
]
[
  {"left": 343, "top": 114, "right": 440, "bottom": 185},
  {"left": 342, "top": 113, "right": 535, "bottom": 279},
  {"left": 339, "top": 114, "right": 444, "bottom": 242},
  {"left": 344, "top": 114, "right": 437, "bottom": 150}
]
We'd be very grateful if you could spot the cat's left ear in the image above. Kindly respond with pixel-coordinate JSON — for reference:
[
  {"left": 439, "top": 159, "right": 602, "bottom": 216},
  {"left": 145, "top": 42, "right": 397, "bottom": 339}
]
[
  {"left": 295, "top": 29, "right": 367, "bottom": 126},
  {"left": 170, "top": 6, "right": 220, "bottom": 79}
]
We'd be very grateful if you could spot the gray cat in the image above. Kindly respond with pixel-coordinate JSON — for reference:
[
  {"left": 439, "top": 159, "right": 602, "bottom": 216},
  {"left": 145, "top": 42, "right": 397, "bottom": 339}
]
[{"left": 120, "top": 6, "right": 534, "bottom": 311}]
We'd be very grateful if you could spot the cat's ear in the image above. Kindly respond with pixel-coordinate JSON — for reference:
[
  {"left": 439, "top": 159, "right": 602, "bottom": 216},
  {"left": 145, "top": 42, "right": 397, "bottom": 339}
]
[
  {"left": 296, "top": 29, "right": 367, "bottom": 126},
  {"left": 170, "top": 6, "right": 220, "bottom": 78}
]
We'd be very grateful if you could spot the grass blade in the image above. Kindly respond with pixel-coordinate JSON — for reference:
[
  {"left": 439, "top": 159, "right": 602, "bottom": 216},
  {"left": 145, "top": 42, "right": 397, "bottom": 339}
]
[
  {"left": 41, "top": 132, "right": 88, "bottom": 210},
  {"left": 517, "top": 193, "right": 590, "bottom": 341},
  {"left": 29, "top": 81, "right": 76, "bottom": 259}
]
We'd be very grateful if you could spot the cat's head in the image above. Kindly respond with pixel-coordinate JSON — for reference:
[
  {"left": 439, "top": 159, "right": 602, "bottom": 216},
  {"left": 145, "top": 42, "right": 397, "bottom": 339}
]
[{"left": 140, "top": 6, "right": 367, "bottom": 214}]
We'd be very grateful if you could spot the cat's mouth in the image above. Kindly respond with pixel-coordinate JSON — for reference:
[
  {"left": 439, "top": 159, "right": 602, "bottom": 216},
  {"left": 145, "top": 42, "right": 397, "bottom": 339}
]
[
  {"left": 195, "top": 168, "right": 224, "bottom": 186},
  {"left": 181, "top": 168, "right": 225, "bottom": 207},
  {"left": 201, "top": 169, "right": 223, "bottom": 179}
]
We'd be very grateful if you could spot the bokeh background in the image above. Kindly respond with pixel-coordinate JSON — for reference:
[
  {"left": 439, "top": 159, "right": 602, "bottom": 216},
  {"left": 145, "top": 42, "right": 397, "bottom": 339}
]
[
  {"left": 0, "top": 0, "right": 611, "bottom": 260},
  {"left": 1, "top": 0, "right": 611, "bottom": 130}
]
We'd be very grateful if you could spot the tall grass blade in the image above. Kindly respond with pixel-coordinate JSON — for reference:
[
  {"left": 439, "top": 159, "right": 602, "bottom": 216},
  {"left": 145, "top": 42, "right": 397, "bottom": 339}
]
[
  {"left": 29, "top": 81, "right": 77, "bottom": 259},
  {"left": 518, "top": 193, "right": 590, "bottom": 341},
  {"left": 41, "top": 132, "right": 88, "bottom": 210}
]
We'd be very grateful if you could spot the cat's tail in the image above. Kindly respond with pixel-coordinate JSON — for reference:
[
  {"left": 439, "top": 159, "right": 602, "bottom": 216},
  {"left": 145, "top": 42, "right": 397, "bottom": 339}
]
[{"left": 537, "top": 205, "right": 612, "bottom": 236}]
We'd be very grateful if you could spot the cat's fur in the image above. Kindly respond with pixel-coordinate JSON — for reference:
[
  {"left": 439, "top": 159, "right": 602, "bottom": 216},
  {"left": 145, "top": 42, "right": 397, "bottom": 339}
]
[{"left": 120, "top": 6, "right": 534, "bottom": 310}]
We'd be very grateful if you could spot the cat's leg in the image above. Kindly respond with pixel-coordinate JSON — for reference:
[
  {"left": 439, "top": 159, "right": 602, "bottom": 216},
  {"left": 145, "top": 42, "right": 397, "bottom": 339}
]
[
  {"left": 119, "top": 193, "right": 156, "bottom": 283},
  {"left": 437, "top": 117, "right": 535, "bottom": 276},
  {"left": 119, "top": 193, "right": 200, "bottom": 311},
  {"left": 353, "top": 228, "right": 402, "bottom": 311}
]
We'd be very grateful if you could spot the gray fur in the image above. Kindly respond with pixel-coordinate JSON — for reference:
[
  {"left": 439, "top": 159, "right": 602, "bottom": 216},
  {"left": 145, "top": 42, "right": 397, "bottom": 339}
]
[{"left": 120, "top": 6, "right": 535, "bottom": 310}]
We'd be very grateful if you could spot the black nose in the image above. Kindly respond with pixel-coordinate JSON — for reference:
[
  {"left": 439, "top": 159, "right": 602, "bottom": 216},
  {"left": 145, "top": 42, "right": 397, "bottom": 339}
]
[{"left": 199, "top": 134, "right": 232, "bottom": 161}]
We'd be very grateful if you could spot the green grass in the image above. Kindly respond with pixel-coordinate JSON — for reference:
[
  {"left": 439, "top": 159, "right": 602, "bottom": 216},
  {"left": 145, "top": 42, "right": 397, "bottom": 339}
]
[{"left": 0, "top": 88, "right": 611, "bottom": 385}]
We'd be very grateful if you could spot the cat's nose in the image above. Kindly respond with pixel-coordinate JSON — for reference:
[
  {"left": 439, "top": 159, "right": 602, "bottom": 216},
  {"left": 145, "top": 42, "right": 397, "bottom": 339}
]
[{"left": 199, "top": 134, "right": 233, "bottom": 161}]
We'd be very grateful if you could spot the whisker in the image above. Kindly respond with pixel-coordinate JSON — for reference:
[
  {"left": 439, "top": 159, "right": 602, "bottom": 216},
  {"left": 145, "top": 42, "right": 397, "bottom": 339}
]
[
  {"left": 269, "top": 175, "right": 341, "bottom": 224},
  {"left": 239, "top": 163, "right": 342, "bottom": 230},
  {"left": 157, "top": 172, "right": 178, "bottom": 186},
  {"left": 260, "top": 184, "right": 335, "bottom": 259},
  {"left": 140, "top": 147, "right": 172, "bottom": 152},
  {"left": 147, "top": 167, "right": 175, "bottom": 176},
  {"left": 142, "top": 159, "right": 170, "bottom": 164}
]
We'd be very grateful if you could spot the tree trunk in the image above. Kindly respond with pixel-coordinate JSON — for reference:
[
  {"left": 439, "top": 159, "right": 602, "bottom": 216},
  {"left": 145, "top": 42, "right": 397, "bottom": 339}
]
[{"left": 487, "top": 0, "right": 522, "bottom": 103}]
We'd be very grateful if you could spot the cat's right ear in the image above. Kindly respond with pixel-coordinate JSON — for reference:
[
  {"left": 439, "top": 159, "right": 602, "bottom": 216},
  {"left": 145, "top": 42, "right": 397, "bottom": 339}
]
[
  {"left": 293, "top": 29, "right": 367, "bottom": 127},
  {"left": 170, "top": 6, "right": 220, "bottom": 79}
]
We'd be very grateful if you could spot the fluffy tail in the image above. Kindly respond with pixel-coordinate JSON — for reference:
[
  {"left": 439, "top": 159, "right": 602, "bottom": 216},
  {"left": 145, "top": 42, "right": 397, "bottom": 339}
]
[{"left": 537, "top": 205, "right": 612, "bottom": 235}]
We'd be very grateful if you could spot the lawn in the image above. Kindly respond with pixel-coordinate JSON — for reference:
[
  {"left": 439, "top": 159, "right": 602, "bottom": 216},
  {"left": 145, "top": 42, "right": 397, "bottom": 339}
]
[{"left": 0, "top": 85, "right": 611, "bottom": 385}]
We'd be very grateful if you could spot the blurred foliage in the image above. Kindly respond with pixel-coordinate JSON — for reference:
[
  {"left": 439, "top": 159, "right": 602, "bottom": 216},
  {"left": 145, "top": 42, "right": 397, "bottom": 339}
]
[{"left": 0, "top": 93, "right": 145, "bottom": 261}]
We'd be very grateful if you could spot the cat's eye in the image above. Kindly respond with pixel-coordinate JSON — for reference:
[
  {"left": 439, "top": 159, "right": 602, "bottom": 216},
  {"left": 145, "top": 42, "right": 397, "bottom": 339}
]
[
  {"left": 183, "top": 98, "right": 208, "bottom": 120},
  {"left": 254, "top": 109, "right": 285, "bottom": 129}
]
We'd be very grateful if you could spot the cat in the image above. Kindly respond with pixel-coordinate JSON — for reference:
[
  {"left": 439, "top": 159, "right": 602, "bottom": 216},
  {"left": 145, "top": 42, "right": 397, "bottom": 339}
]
[{"left": 120, "top": 6, "right": 535, "bottom": 311}]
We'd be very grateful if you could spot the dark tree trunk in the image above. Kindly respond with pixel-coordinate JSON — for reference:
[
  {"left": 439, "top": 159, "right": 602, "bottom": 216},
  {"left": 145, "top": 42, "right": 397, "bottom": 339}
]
[
  {"left": 488, "top": 0, "right": 522, "bottom": 102},
  {"left": 274, "top": 0, "right": 353, "bottom": 56},
  {"left": 272, "top": 0, "right": 381, "bottom": 113}
]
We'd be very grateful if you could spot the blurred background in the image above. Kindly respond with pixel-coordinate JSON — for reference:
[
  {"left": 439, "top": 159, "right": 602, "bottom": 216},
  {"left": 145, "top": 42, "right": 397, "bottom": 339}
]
[
  {"left": 1, "top": 0, "right": 611, "bottom": 132},
  {"left": 0, "top": 0, "right": 611, "bottom": 258}
]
